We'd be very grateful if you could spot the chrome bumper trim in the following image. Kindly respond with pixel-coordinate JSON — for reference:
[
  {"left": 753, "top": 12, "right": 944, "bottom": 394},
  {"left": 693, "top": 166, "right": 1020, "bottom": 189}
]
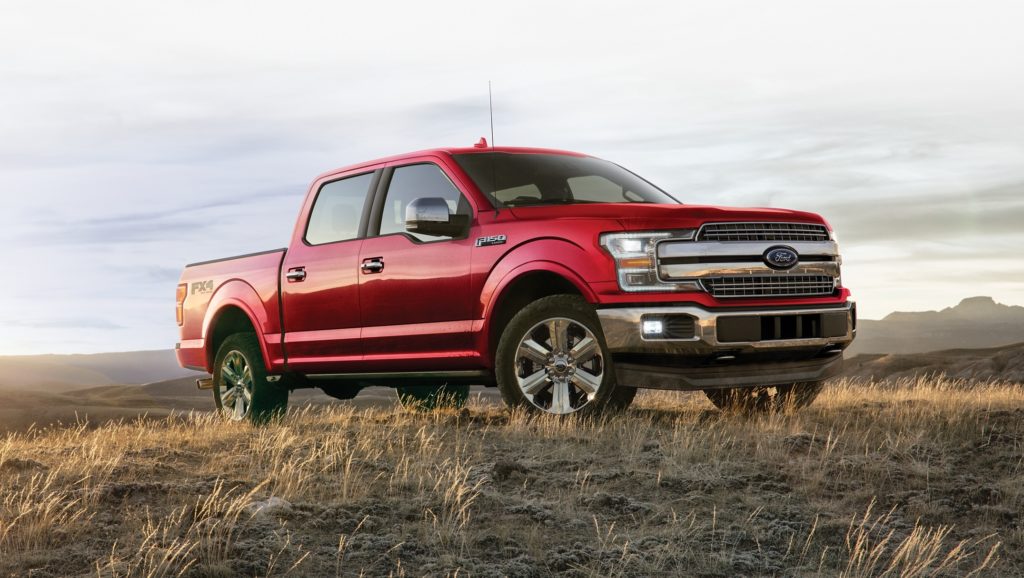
[{"left": 596, "top": 302, "right": 855, "bottom": 356}]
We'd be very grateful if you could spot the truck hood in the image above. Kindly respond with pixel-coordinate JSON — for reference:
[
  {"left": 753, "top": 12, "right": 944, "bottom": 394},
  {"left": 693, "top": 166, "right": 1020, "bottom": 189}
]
[{"left": 506, "top": 203, "right": 830, "bottom": 231}]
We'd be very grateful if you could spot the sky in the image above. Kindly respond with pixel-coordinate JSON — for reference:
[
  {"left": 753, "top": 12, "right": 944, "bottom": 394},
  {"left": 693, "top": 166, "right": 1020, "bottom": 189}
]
[{"left": 1, "top": 0, "right": 1023, "bottom": 355}]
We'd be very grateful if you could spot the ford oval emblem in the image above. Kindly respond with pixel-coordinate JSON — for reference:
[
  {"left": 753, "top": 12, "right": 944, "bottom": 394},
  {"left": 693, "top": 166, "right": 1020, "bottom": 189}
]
[{"left": 764, "top": 246, "right": 799, "bottom": 270}]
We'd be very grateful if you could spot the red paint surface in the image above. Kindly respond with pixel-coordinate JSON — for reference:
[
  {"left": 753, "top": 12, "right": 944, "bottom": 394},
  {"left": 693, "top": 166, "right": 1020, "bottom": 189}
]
[{"left": 177, "top": 146, "right": 850, "bottom": 374}]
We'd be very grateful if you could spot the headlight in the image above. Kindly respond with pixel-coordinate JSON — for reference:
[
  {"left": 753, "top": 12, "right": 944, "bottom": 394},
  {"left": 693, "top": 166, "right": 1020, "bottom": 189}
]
[{"left": 599, "top": 231, "right": 701, "bottom": 292}]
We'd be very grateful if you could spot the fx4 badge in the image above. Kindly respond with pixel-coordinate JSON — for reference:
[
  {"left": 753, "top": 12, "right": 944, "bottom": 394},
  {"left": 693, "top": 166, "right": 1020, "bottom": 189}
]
[
  {"left": 476, "top": 234, "right": 507, "bottom": 247},
  {"left": 191, "top": 280, "right": 214, "bottom": 295}
]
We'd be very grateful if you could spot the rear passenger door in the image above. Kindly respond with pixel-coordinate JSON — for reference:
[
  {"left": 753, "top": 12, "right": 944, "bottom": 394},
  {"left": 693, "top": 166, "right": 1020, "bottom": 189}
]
[
  {"left": 356, "top": 158, "right": 477, "bottom": 370},
  {"left": 281, "top": 168, "right": 379, "bottom": 373}
]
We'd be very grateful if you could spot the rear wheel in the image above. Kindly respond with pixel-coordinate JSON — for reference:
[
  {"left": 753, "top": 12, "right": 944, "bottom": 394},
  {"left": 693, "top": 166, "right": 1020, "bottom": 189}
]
[
  {"left": 703, "top": 381, "right": 823, "bottom": 413},
  {"left": 495, "top": 295, "right": 635, "bottom": 416},
  {"left": 396, "top": 384, "right": 470, "bottom": 411},
  {"left": 213, "top": 333, "right": 288, "bottom": 424}
]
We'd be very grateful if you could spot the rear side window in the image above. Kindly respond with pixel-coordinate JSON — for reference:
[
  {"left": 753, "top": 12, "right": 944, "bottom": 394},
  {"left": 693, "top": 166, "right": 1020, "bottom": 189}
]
[
  {"left": 305, "top": 172, "right": 374, "bottom": 245},
  {"left": 379, "top": 164, "right": 470, "bottom": 241}
]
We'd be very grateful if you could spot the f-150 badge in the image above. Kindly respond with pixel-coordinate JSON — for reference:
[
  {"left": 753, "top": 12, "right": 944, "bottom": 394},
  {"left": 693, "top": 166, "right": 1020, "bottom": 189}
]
[{"left": 476, "top": 235, "right": 507, "bottom": 247}]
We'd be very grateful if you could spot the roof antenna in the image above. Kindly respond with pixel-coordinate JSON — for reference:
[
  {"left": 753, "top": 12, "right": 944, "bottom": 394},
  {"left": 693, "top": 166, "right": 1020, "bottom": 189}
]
[{"left": 474, "top": 81, "right": 496, "bottom": 149}]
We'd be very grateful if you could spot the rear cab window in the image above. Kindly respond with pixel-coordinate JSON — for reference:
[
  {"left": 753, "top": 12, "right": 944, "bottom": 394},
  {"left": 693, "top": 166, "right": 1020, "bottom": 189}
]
[{"left": 305, "top": 172, "right": 375, "bottom": 245}]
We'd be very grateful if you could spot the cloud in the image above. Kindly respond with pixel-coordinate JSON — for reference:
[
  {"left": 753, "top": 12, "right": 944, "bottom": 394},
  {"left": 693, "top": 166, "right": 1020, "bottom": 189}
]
[
  {"left": 1, "top": 1, "right": 1023, "bottom": 352},
  {"left": 25, "top": 185, "right": 303, "bottom": 246},
  {"left": 823, "top": 183, "right": 1024, "bottom": 244},
  {"left": 2, "top": 318, "right": 124, "bottom": 330}
]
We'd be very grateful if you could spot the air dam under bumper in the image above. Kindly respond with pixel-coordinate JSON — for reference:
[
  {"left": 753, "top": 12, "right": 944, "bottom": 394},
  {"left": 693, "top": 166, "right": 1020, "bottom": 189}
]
[{"left": 596, "top": 302, "right": 855, "bottom": 391}]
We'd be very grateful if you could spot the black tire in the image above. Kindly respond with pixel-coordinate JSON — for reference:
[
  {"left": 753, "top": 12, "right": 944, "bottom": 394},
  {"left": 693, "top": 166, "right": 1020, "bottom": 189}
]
[
  {"left": 495, "top": 294, "right": 635, "bottom": 416},
  {"left": 213, "top": 333, "right": 288, "bottom": 424},
  {"left": 396, "top": 384, "right": 470, "bottom": 411},
  {"left": 703, "top": 381, "right": 824, "bottom": 414}
]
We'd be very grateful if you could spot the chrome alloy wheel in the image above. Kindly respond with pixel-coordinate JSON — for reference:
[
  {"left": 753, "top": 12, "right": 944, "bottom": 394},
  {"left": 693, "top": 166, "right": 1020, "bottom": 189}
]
[
  {"left": 515, "top": 317, "right": 604, "bottom": 415},
  {"left": 218, "top": 351, "right": 254, "bottom": 421}
]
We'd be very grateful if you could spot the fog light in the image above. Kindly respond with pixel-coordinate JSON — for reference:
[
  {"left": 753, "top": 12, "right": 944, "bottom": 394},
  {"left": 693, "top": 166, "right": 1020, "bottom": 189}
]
[{"left": 642, "top": 319, "right": 664, "bottom": 336}]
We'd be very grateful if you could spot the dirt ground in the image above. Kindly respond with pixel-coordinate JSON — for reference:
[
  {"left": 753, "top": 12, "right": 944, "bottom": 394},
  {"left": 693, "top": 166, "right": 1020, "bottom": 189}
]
[{"left": 0, "top": 378, "right": 1020, "bottom": 577}]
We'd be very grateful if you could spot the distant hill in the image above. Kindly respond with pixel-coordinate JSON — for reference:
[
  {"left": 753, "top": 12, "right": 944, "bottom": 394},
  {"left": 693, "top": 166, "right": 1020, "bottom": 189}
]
[
  {"left": 843, "top": 341, "right": 1024, "bottom": 383},
  {"left": 2, "top": 296, "right": 1022, "bottom": 393},
  {"left": 0, "top": 350, "right": 203, "bottom": 391},
  {"left": 847, "top": 296, "right": 1024, "bottom": 355}
]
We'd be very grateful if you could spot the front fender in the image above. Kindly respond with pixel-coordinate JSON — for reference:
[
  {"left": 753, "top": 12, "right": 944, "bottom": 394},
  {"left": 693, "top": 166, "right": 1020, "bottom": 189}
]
[
  {"left": 478, "top": 237, "right": 613, "bottom": 319},
  {"left": 474, "top": 238, "right": 616, "bottom": 361}
]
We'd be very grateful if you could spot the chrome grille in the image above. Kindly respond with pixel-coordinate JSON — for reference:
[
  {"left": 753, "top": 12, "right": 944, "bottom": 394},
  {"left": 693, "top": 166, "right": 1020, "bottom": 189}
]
[
  {"left": 698, "top": 222, "right": 830, "bottom": 242},
  {"left": 702, "top": 275, "right": 836, "bottom": 298}
]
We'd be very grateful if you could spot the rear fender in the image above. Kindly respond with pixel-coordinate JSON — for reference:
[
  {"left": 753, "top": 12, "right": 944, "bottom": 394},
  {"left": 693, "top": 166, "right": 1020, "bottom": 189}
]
[{"left": 202, "top": 280, "right": 275, "bottom": 372}]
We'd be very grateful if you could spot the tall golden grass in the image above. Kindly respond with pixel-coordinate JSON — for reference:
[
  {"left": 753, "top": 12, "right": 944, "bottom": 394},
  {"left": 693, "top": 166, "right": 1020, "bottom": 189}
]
[{"left": 0, "top": 377, "right": 1018, "bottom": 576}]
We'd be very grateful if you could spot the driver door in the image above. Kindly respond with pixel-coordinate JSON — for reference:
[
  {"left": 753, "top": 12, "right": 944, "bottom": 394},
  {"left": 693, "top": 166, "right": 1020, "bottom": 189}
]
[{"left": 355, "top": 158, "right": 477, "bottom": 371}]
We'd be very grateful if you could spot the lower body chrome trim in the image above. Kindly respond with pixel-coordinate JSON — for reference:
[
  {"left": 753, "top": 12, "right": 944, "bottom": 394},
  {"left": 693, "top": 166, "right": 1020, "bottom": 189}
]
[
  {"left": 296, "top": 370, "right": 495, "bottom": 389},
  {"left": 306, "top": 370, "right": 490, "bottom": 381}
]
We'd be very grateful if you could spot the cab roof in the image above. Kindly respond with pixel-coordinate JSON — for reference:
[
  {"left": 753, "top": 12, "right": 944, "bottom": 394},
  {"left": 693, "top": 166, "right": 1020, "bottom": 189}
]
[{"left": 314, "top": 145, "right": 588, "bottom": 182}]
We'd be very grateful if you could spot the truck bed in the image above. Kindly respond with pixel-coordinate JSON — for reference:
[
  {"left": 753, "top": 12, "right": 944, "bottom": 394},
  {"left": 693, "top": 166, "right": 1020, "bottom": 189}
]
[{"left": 176, "top": 248, "right": 286, "bottom": 372}]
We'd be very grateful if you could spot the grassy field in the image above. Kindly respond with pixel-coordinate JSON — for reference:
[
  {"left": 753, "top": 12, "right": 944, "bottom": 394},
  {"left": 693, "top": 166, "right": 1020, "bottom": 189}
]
[{"left": 1, "top": 378, "right": 1020, "bottom": 577}]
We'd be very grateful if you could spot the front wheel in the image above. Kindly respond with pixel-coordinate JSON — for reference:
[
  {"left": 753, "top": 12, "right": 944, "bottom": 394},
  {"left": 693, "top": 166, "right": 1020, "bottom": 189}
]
[
  {"left": 495, "top": 295, "right": 635, "bottom": 416},
  {"left": 703, "top": 381, "right": 824, "bottom": 414},
  {"left": 213, "top": 333, "right": 288, "bottom": 424}
]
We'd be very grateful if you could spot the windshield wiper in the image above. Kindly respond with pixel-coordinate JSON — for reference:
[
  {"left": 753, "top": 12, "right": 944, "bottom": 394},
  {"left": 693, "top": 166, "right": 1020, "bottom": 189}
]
[{"left": 501, "top": 199, "right": 600, "bottom": 207}]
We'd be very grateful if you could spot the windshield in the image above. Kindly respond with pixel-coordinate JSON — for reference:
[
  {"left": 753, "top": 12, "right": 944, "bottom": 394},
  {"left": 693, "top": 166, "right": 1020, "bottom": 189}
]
[{"left": 453, "top": 152, "right": 678, "bottom": 208}]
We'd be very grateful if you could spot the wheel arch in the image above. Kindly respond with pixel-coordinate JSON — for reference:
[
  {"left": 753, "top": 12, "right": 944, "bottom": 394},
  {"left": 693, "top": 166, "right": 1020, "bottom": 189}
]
[
  {"left": 202, "top": 280, "right": 273, "bottom": 371},
  {"left": 480, "top": 263, "right": 596, "bottom": 362}
]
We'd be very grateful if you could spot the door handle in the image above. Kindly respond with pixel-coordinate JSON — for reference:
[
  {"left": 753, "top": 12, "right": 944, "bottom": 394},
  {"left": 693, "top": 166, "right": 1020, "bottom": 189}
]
[
  {"left": 285, "top": 267, "right": 307, "bottom": 282},
  {"left": 361, "top": 258, "right": 384, "bottom": 274}
]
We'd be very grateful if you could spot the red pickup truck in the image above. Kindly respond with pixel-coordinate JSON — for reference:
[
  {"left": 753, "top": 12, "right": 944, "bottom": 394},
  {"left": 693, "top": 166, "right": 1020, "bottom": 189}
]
[{"left": 176, "top": 143, "right": 855, "bottom": 421}]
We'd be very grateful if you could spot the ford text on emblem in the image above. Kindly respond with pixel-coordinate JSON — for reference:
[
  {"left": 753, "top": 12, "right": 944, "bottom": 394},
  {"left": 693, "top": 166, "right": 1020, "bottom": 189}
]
[{"left": 763, "top": 246, "right": 799, "bottom": 270}]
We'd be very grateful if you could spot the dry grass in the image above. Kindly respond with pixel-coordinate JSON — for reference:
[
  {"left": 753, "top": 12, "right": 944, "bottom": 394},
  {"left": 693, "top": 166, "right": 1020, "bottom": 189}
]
[{"left": 0, "top": 377, "right": 1020, "bottom": 577}]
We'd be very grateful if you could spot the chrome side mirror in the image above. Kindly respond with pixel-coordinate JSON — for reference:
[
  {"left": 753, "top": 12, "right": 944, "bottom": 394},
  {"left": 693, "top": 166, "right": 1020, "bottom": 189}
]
[{"left": 405, "top": 197, "right": 467, "bottom": 238}]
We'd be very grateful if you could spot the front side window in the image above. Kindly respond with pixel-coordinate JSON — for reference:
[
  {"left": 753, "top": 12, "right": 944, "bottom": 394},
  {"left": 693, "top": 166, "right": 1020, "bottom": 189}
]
[
  {"left": 379, "top": 163, "right": 470, "bottom": 241},
  {"left": 453, "top": 152, "right": 678, "bottom": 207},
  {"left": 305, "top": 172, "right": 374, "bottom": 245}
]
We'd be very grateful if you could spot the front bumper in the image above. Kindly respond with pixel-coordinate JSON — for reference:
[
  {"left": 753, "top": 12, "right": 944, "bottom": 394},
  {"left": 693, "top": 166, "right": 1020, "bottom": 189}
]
[{"left": 596, "top": 301, "right": 855, "bottom": 390}]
